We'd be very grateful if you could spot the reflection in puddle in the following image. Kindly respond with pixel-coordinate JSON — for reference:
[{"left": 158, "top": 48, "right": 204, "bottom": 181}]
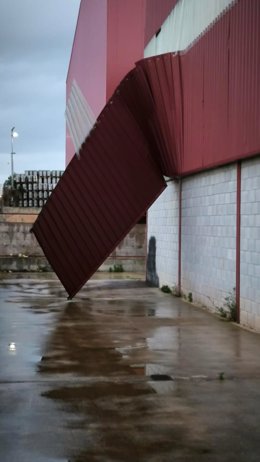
[
  {"left": 148, "top": 379, "right": 177, "bottom": 395},
  {"left": 147, "top": 307, "right": 156, "bottom": 317},
  {"left": 0, "top": 275, "right": 233, "bottom": 461},
  {"left": 8, "top": 342, "right": 16, "bottom": 352}
]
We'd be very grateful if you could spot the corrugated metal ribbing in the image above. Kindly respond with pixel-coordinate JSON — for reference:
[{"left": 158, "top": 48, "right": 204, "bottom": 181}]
[
  {"left": 119, "top": 54, "right": 184, "bottom": 177},
  {"left": 115, "top": 68, "right": 163, "bottom": 173},
  {"left": 229, "top": 0, "right": 260, "bottom": 159},
  {"left": 32, "top": 83, "right": 166, "bottom": 298},
  {"left": 182, "top": 0, "right": 260, "bottom": 175},
  {"left": 137, "top": 54, "right": 183, "bottom": 176},
  {"left": 182, "top": 7, "right": 230, "bottom": 172}
]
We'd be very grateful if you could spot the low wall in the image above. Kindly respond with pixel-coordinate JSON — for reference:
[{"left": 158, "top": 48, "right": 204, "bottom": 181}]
[
  {"left": 0, "top": 256, "right": 52, "bottom": 272},
  {"left": 0, "top": 208, "right": 146, "bottom": 273},
  {"left": 0, "top": 207, "right": 43, "bottom": 257},
  {"left": 102, "top": 224, "right": 146, "bottom": 272}
]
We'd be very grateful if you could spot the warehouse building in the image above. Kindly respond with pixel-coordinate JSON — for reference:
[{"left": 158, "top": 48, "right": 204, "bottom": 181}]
[
  {"left": 67, "top": 0, "right": 260, "bottom": 330},
  {"left": 33, "top": 0, "right": 260, "bottom": 331}
]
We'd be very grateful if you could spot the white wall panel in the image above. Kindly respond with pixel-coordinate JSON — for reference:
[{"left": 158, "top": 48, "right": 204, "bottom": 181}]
[
  {"left": 145, "top": 0, "right": 235, "bottom": 57},
  {"left": 66, "top": 80, "right": 96, "bottom": 155}
]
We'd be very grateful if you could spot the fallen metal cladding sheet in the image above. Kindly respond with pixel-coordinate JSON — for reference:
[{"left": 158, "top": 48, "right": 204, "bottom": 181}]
[
  {"left": 181, "top": 0, "right": 260, "bottom": 175},
  {"left": 32, "top": 87, "right": 166, "bottom": 298},
  {"left": 116, "top": 68, "right": 163, "bottom": 174},
  {"left": 117, "top": 56, "right": 184, "bottom": 178}
]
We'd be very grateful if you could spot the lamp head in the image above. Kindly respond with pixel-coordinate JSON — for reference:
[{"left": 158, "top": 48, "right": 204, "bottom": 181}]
[{"left": 11, "top": 127, "right": 19, "bottom": 138}]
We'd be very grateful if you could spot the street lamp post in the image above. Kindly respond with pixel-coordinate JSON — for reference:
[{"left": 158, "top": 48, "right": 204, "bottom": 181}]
[{"left": 11, "top": 127, "right": 19, "bottom": 189}]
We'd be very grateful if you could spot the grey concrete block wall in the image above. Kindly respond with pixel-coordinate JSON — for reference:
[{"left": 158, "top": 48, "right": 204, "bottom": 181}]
[
  {"left": 146, "top": 157, "right": 260, "bottom": 332},
  {"left": 147, "top": 181, "right": 179, "bottom": 288},
  {"left": 181, "top": 165, "right": 237, "bottom": 309}
]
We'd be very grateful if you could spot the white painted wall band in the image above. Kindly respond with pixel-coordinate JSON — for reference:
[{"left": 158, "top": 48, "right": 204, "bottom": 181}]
[
  {"left": 66, "top": 80, "right": 96, "bottom": 155},
  {"left": 145, "top": 0, "right": 236, "bottom": 57}
]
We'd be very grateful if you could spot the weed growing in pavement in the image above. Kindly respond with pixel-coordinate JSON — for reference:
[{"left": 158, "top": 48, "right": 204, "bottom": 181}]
[
  {"left": 160, "top": 285, "right": 172, "bottom": 294},
  {"left": 109, "top": 264, "right": 124, "bottom": 273},
  {"left": 218, "top": 287, "right": 237, "bottom": 322},
  {"left": 218, "top": 307, "right": 228, "bottom": 319}
]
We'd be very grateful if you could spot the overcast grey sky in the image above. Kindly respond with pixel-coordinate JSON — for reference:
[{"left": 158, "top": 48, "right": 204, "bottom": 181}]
[{"left": 0, "top": 0, "right": 80, "bottom": 187}]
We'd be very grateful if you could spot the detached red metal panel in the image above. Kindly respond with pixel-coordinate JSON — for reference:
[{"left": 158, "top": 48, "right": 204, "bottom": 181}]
[
  {"left": 137, "top": 54, "right": 184, "bottom": 176},
  {"left": 32, "top": 76, "right": 166, "bottom": 298},
  {"left": 32, "top": 53, "right": 185, "bottom": 298},
  {"left": 116, "top": 54, "right": 184, "bottom": 177}
]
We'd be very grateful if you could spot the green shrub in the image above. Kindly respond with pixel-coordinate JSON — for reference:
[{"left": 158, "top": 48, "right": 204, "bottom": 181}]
[{"left": 160, "top": 285, "right": 172, "bottom": 294}]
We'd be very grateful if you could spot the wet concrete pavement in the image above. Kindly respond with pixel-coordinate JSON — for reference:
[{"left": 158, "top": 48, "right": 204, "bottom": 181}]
[{"left": 1, "top": 274, "right": 260, "bottom": 461}]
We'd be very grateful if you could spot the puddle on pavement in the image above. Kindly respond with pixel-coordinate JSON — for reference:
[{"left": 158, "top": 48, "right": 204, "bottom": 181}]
[
  {"left": 42, "top": 382, "right": 154, "bottom": 401},
  {"left": 0, "top": 275, "right": 203, "bottom": 388}
]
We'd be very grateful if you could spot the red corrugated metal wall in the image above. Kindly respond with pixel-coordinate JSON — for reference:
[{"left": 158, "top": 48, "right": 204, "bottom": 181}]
[{"left": 181, "top": 0, "right": 260, "bottom": 175}]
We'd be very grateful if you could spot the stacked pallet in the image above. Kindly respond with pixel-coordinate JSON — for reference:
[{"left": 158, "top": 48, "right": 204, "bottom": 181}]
[{"left": 14, "top": 170, "right": 64, "bottom": 207}]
